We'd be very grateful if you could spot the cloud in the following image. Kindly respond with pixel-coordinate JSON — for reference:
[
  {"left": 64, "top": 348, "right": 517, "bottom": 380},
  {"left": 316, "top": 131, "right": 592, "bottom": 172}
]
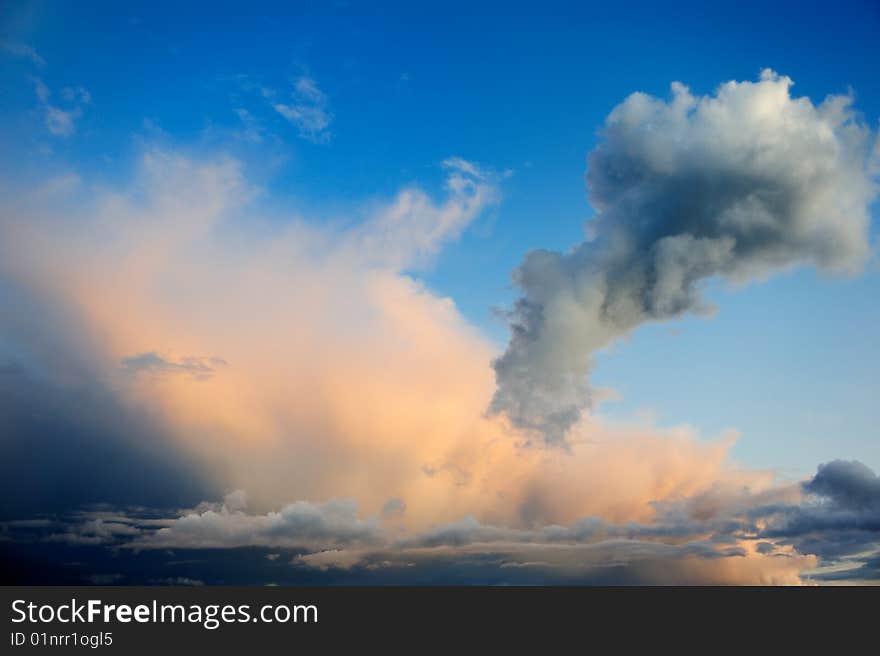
[
  {"left": 45, "top": 106, "right": 79, "bottom": 137},
  {"left": 121, "top": 352, "right": 228, "bottom": 380},
  {"left": 0, "top": 141, "right": 781, "bottom": 545},
  {"left": 754, "top": 460, "right": 880, "bottom": 563},
  {"left": 803, "top": 460, "right": 880, "bottom": 510},
  {"left": 0, "top": 279, "right": 213, "bottom": 518},
  {"left": 48, "top": 518, "right": 143, "bottom": 545},
  {"left": 273, "top": 76, "right": 333, "bottom": 143},
  {"left": 3, "top": 480, "right": 811, "bottom": 584},
  {"left": 232, "top": 107, "right": 265, "bottom": 143},
  {"left": 381, "top": 498, "right": 406, "bottom": 519},
  {"left": 346, "top": 157, "right": 500, "bottom": 270},
  {"left": 129, "top": 461, "right": 880, "bottom": 582},
  {"left": 134, "top": 499, "right": 382, "bottom": 550},
  {"left": 490, "top": 70, "right": 879, "bottom": 445},
  {"left": 32, "top": 77, "right": 89, "bottom": 137},
  {"left": 61, "top": 86, "right": 91, "bottom": 105},
  {"left": 0, "top": 146, "right": 514, "bottom": 525},
  {"left": 1, "top": 41, "right": 45, "bottom": 66},
  {"left": 7, "top": 460, "right": 879, "bottom": 584},
  {"left": 294, "top": 549, "right": 367, "bottom": 571},
  {"left": 2, "top": 100, "right": 876, "bottom": 585}
]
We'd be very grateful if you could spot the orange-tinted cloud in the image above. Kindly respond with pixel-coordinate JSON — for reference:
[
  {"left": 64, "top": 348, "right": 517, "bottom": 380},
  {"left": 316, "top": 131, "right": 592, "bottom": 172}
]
[{"left": 0, "top": 148, "right": 815, "bottom": 582}]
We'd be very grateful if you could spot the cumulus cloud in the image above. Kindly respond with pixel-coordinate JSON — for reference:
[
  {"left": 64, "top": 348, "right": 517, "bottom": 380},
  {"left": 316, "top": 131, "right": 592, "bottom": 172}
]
[
  {"left": 491, "top": 70, "right": 879, "bottom": 445},
  {"left": 273, "top": 76, "right": 332, "bottom": 143},
  {"left": 803, "top": 460, "right": 880, "bottom": 510}
]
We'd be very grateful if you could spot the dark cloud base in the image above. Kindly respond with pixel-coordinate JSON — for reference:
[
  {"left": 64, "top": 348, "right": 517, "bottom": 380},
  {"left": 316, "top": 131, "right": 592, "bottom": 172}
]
[
  {"left": 3, "top": 460, "right": 879, "bottom": 585},
  {"left": 0, "top": 279, "right": 216, "bottom": 519},
  {"left": 0, "top": 365, "right": 214, "bottom": 519},
  {"left": 0, "top": 542, "right": 797, "bottom": 587}
]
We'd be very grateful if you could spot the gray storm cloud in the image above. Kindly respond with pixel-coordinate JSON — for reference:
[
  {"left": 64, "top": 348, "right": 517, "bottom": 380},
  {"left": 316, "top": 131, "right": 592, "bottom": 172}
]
[{"left": 491, "top": 70, "right": 879, "bottom": 445}]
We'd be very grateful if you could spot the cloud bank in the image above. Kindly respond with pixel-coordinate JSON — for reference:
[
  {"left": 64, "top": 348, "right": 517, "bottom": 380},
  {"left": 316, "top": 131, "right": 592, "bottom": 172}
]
[
  {"left": 11, "top": 459, "right": 880, "bottom": 585},
  {"left": 491, "top": 70, "right": 878, "bottom": 445}
]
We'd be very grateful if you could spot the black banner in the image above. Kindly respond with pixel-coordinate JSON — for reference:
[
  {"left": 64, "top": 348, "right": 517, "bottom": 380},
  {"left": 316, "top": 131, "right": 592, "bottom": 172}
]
[{"left": 1, "top": 586, "right": 877, "bottom": 653}]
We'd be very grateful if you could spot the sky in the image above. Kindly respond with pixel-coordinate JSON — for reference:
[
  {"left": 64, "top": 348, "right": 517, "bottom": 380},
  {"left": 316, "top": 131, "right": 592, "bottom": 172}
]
[{"left": 1, "top": 1, "right": 879, "bottom": 585}]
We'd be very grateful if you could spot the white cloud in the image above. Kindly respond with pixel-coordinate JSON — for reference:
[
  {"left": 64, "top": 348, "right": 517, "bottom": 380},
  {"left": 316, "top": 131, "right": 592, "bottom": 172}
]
[
  {"left": 346, "top": 156, "right": 500, "bottom": 270},
  {"left": 32, "top": 77, "right": 89, "bottom": 137},
  {"left": 232, "top": 107, "right": 265, "bottom": 143},
  {"left": 294, "top": 549, "right": 367, "bottom": 570},
  {"left": 44, "top": 106, "right": 80, "bottom": 136},
  {"left": 135, "top": 499, "right": 382, "bottom": 549},
  {"left": 1, "top": 41, "right": 45, "bottom": 66},
  {"left": 273, "top": 76, "right": 333, "bottom": 143},
  {"left": 61, "top": 86, "right": 91, "bottom": 105}
]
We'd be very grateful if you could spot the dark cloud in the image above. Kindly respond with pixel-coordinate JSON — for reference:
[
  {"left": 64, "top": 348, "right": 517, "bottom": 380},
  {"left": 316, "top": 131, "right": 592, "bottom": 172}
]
[
  {"left": 0, "top": 280, "right": 215, "bottom": 519},
  {"left": 750, "top": 460, "right": 880, "bottom": 564},
  {"left": 0, "top": 366, "right": 212, "bottom": 518},
  {"left": 803, "top": 460, "right": 880, "bottom": 510},
  {"left": 491, "top": 71, "right": 878, "bottom": 445}
]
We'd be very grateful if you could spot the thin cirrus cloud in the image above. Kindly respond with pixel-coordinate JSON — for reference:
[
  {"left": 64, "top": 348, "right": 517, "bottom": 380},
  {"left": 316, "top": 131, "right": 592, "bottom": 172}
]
[
  {"left": 1, "top": 40, "right": 46, "bottom": 66},
  {"left": 272, "top": 76, "right": 333, "bottom": 143},
  {"left": 32, "top": 77, "right": 90, "bottom": 137},
  {"left": 3, "top": 42, "right": 90, "bottom": 137},
  {"left": 232, "top": 107, "right": 266, "bottom": 144}
]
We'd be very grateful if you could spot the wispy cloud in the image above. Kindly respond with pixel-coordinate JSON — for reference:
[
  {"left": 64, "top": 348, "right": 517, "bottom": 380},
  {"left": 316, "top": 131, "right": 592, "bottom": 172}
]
[
  {"left": 61, "top": 86, "right": 91, "bottom": 104},
  {"left": 1, "top": 41, "right": 45, "bottom": 66},
  {"left": 272, "top": 76, "right": 333, "bottom": 143},
  {"left": 232, "top": 107, "right": 265, "bottom": 143},
  {"left": 32, "top": 77, "right": 90, "bottom": 137}
]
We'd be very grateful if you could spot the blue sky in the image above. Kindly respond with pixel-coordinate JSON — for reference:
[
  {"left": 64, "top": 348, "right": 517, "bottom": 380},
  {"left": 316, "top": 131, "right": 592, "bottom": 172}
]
[{"left": 2, "top": 0, "right": 879, "bottom": 479}]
